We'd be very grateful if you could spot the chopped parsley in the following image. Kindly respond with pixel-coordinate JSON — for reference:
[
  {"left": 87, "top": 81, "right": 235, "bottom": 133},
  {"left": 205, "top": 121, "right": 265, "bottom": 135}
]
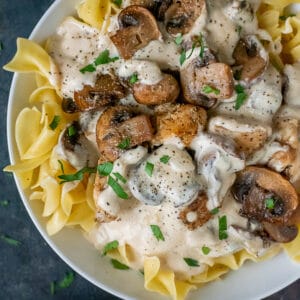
[
  {"left": 197, "top": 33, "right": 205, "bottom": 59},
  {"left": 174, "top": 34, "right": 183, "bottom": 45},
  {"left": 183, "top": 257, "right": 199, "bottom": 267},
  {"left": 0, "top": 234, "right": 21, "bottom": 246},
  {"left": 234, "top": 84, "right": 248, "bottom": 110},
  {"left": 97, "top": 162, "right": 113, "bottom": 177},
  {"left": 265, "top": 198, "right": 275, "bottom": 209},
  {"left": 180, "top": 45, "right": 195, "bottom": 66},
  {"left": 218, "top": 215, "right": 228, "bottom": 240},
  {"left": 202, "top": 85, "right": 220, "bottom": 95},
  {"left": 113, "top": 172, "right": 127, "bottom": 184},
  {"left": 67, "top": 125, "right": 77, "bottom": 137},
  {"left": 58, "top": 160, "right": 65, "bottom": 174},
  {"left": 0, "top": 200, "right": 9, "bottom": 207},
  {"left": 279, "top": 14, "right": 295, "bottom": 21},
  {"left": 80, "top": 50, "right": 119, "bottom": 73},
  {"left": 145, "top": 161, "right": 154, "bottom": 177},
  {"left": 150, "top": 225, "right": 165, "bottom": 241},
  {"left": 129, "top": 73, "right": 138, "bottom": 84},
  {"left": 210, "top": 208, "right": 219, "bottom": 215},
  {"left": 58, "top": 167, "right": 96, "bottom": 183},
  {"left": 118, "top": 137, "right": 131, "bottom": 150},
  {"left": 202, "top": 246, "right": 211, "bottom": 255},
  {"left": 49, "top": 115, "right": 61, "bottom": 130},
  {"left": 113, "top": 0, "right": 122, "bottom": 7},
  {"left": 102, "top": 240, "right": 119, "bottom": 256},
  {"left": 111, "top": 259, "right": 130, "bottom": 270},
  {"left": 160, "top": 155, "right": 171, "bottom": 164},
  {"left": 108, "top": 176, "right": 129, "bottom": 199},
  {"left": 50, "top": 271, "right": 75, "bottom": 295}
]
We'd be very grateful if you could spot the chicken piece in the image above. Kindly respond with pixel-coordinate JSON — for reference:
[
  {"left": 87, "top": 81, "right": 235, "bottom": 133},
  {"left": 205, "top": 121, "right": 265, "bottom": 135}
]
[
  {"left": 208, "top": 116, "right": 272, "bottom": 155},
  {"left": 154, "top": 103, "right": 207, "bottom": 146},
  {"left": 179, "top": 193, "right": 211, "bottom": 230},
  {"left": 181, "top": 62, "right": 234, "bottom": 108}
]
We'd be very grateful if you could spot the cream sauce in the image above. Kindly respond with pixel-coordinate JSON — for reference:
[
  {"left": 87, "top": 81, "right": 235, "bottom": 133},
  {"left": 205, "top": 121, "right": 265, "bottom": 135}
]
[{"left": 284, "top": 62, "right": 300, "bottom": 106}]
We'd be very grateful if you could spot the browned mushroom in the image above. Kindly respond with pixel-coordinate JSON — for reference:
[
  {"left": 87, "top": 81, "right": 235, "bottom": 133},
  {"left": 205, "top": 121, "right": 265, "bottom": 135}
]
[
  {"left": 208, "top": 116, "right": 271, "bottom": 155},
  {"left": 73, "top": 74, "right": 126, "bottom": 112},
  {"left": 232, "top": 166, "right": 299, "bottom": 242},
  {"left": 164, "top": 0, "right": 205, "bottom": 35},
  {"left": 179, "top": 193, "right": 212, "bottom": 230},
  {"left": 181, "top": 61, "right": 234, "bottom": 108},
  {"left": 153, "top": 103, "right": 207, "bottom": 146},
  {"left": 96, "top": 106, "right": 153, "bottom": 161},
  {"left": 233, "top": 37, "right": 267, "bottom": 81},
  {"left": 133, "top": 74, "right": 179, "bottom": 105},
  {"left": 110, "top": 5, "right": 160, "bottom": 59}
]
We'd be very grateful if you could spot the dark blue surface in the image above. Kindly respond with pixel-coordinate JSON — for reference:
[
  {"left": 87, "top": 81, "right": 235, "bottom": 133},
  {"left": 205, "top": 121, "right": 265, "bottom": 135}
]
[{"left": 0, "top": 1, "right": 299, "bottom": 299}]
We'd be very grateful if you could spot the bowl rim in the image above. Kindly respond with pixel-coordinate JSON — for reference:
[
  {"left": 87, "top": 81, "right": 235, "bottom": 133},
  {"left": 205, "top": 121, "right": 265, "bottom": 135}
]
[{"left": 6, "top": 1, "right": 300, "bottom": 299}]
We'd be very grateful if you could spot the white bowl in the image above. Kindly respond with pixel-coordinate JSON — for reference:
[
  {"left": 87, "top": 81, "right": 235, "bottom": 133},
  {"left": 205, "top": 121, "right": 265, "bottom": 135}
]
[{"left": 7, "top": 1, "right": 300, "bottom": 299}]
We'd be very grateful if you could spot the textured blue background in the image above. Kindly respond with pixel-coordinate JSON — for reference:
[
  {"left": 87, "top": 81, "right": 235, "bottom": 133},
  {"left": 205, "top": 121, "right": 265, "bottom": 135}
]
[{"left": 0, "top": 1, "right": 299, "bottom": 299}]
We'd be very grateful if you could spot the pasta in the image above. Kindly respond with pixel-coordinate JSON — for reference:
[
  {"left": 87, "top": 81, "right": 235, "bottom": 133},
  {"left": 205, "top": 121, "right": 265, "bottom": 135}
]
[{"left": 4, "top": 0, "right": 300, "bottom": 299}]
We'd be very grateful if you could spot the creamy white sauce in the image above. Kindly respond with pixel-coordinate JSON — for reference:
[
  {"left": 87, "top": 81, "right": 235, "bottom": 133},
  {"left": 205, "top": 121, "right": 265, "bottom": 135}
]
[{"left": 284, "top": 62, "right": 300, "bottom": 106}]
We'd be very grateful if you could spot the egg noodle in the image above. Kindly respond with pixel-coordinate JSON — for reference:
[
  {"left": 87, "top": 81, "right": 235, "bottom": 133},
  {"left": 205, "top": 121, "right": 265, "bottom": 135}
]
[{"left": 3, "top": 1, "right": 300, "bottom": 299}]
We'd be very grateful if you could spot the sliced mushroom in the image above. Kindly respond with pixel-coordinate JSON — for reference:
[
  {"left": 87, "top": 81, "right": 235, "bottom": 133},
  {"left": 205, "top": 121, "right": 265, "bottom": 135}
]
[
  {"left": 262, "top": 222, "right": 298, "bottom": 243},
  {"left": 208, "top": 116, "right": 272, "bottom": 155},
  {"left": 181, "top": 61, "right": 234, "bottom": 108},
  {"left": 96, "top": 106, "right": 153, "bottom": 161},
  {"left": 232, "top": 166, "right": 299, "bottom": 225},
  {"left": 133, "top": 74, "right": 179, "bottom": 105},
  {"left": 110, "top": 5, "right": 160, "bottom": 59},
  {"left": 191, "top": 133, "right": 245, "bottom": 210},
  {"left": 164, "top": 0, "right": 205, "bottom": 35},
  {"left": 153, "top": 103, "right": 207, "bottom": 147},
  {"left": 179, "top": 193, "right": 211, "bottom": 230},
  {"left": 73, "top": 74, "right": 126, "bottom": 112},
  {"left": 233, "top": 36, "right": 267, "bottom": 81}
]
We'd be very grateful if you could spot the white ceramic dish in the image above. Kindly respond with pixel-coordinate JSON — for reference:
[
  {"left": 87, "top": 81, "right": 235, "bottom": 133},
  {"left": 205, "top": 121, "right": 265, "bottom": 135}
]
[{"left": 6, "top": 1, "right": 300, "bottom": 299}]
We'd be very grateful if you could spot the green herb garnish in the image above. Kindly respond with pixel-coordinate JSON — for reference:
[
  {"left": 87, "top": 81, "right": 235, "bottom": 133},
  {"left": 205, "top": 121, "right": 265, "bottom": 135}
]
[
  {"left": 67, "top": 125, "right": 77, "bottom": 137},
  {"left": 160, "top": 155, "right": 171, "bottom": 164},
  {"left": 58, "top": 160, "right": 65, "bottom": 174},
  {"left": 180, "top": 45, "right": 195, "bottom": 66},
  {"left": 79, "top": 64, "right": 96, "bottom": 74},
  {"left": 50, "top": 282, "right": 55, "bottom": 295},
  {"left": 265, "top": 198, "right": 275, "bottom": 209},
  {"left": 102, "top": 240, "right": 119, "bottom": 256},
  {"left": 139, "top": 269, "right": 145, "bottom": 276},
  {"left": 210, "top": 208, "right": 219, "bottom": 215},
  {"left": 175, "top": 34, "right": 183, "bottom": 45},
  {"left": 145, "top": 161, "right": 154, "bottom": 177},
  {"left": 58, "top": 167, "right": 96, "bottom": 183},
  {"left": 108, "top": 176, "right": 129, "bottom": 199},
  {"left": 97, "top": 162, "right": 113, "bottom": 177},
  {"left": 118, "top": 137, "right": 131, "bottom": 150},
  {"left": 113, "top": 172, "right": 127, "bottom": 184},
  {"left": 218, "top": 215, "right": 228, "bottom": 240},
  {"left": 129, "top": 73, "right": 138, "bottom": 84},
  {"left": 279, "top": 14, "right": 295, "bottom": 21},
  {"left": 234, "top": 84, "right": 248, "bottom": 110},
  {"left": 202, "top": 85, "right": 220, "bottom": 95},
  {"left": 0, "top": 234, "right": 21, "bottom": 246},
  {"left": 113, "top": 0, "right": 122, "bottom": 7},
  {"left": 234, "top": 69, "right": 242, "bottom": 80},
  {"left": 80, "top": 50, "right": 119, "bottom": 73},
  {"left": 198, "top": 33, "right": 205, "bottom": 59},
  {"left": 150, "top": 225, "right": 165, "bottom": 241},
  {"left": 50, "top": 271, "right": 75, "bottom": 294},
  {"left": 111, "top": 259, "right": 130, "bottom": 270},
  {"left": 0, "top": 200, "right": 9, "bottom": 207},
  {"left": 49, "top": 115, "right": 61, "bottom": 130},
  {"left": 202, "top": 246, "right": 211, "bottom": 255},
  {"left": 184, "top": 257, "right": 199, "bottom": 267}
]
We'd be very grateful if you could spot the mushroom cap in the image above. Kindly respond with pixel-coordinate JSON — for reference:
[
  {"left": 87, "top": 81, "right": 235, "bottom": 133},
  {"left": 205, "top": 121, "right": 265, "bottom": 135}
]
[
  {"left": 153, "top": 103, "right": 207, "bottom": 147},
  {"left": 96, "top": 105, "right": 153, "bottom": 161},
  {"left": 181, "top": 62, "right": 234, "bottom": 108},
  {"left": 262, "top": 222, "right": 298, "bottom": 243},
  {"left": 133, "top": 74, "right": 179, "bottom": 105},
  {"left": 232, "top": 166, "right": 299, "bottom": 224},
  {"left": 74, "top": 74, "right": 126, "bottom": 112},
  {"left": 110, "top": 5, "right": 160, "bottom": 59},
  {"left": 179, "top": 193, "right": 212, "bottom": 230},
  {"left": 164, "top": 0, "right": 205, "bottom": 35}
]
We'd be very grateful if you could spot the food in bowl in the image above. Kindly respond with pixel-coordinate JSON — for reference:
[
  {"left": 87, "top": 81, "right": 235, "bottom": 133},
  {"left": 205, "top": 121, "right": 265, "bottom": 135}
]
[{"left": 4, "top": 0, "right": 300, "bottom": 299}]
